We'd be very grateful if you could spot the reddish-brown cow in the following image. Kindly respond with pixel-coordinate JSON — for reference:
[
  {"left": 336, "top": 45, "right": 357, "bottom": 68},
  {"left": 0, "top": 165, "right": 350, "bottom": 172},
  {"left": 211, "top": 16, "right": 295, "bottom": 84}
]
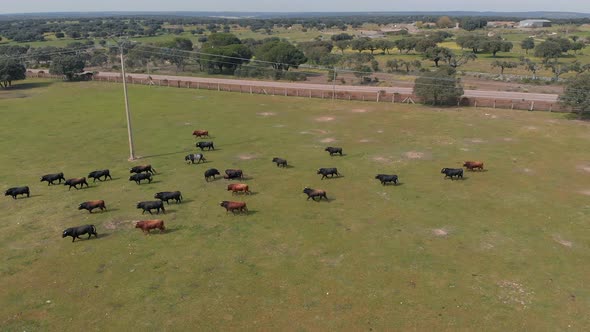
[
  {"left": 135, "top": 220, "right": 166, "bottom": 234},
  {"left": 463, "top": 161, "right": 485, "bottom": 171},
  {"left": 192, "top": 130, "right": 209, "bottom": 138},
  {"left": 78, "top": 200, "right": 107, "bottom": 213},
  {"left": 219, "top": 201, "right": 248, "bottom": 214},
  {"left": 227, "top": 183, "right": 251, "bottom": 195}
]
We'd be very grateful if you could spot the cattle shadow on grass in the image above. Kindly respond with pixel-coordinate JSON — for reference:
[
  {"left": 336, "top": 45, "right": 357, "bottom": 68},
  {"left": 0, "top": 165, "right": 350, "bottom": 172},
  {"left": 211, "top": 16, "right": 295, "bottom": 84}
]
[
  {"left": 320, "top": 175, "right": 344, "bottom": 180},
  {"left": 308, "top": 198, "right": 333, "bottom": 203},
  {"left": 379, "top": 182, "right": 404, "bottom": 187},
  {"left": 443, "top": 177, "right": 468, "bottom": 181},
  {"left": 96, "top": 233, "right": 112, "bottom": 239},
  {"left": 143, "top": 228, "right": 179, "bottom": 235},
  {"left": 8, "top": 194, "right": 39, "bottom": 199},
  {"left": 68, "top": 186, "right": 95, "bottom": 191}
]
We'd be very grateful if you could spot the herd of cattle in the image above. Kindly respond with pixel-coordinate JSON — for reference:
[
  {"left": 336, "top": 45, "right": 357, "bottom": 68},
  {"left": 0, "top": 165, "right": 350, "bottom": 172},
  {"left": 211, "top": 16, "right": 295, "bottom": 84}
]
[{"left": 4, "top": 130, "right": 485, "bottom": 243}]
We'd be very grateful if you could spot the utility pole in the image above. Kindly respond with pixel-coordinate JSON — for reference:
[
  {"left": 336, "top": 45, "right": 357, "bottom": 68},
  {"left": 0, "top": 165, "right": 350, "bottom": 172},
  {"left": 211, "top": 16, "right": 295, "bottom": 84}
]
[
  {"left": 115, "top": 38, "right": 136, "bottom": 161},
  {"left": 332, "top": 67, "right": 337, "bottom": 101}
]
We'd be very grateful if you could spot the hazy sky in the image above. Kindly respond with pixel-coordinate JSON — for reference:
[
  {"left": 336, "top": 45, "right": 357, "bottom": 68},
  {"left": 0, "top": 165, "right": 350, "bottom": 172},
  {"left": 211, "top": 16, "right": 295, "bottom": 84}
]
[{"left": 1, "top": 0, "right": 589, "bottom": 14}]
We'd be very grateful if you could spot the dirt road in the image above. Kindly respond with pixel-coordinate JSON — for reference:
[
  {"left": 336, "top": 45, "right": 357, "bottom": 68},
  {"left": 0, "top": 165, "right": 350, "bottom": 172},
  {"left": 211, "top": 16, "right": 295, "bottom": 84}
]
[{"left": 30, "top": 70, "right": 559, "bottom": 102}]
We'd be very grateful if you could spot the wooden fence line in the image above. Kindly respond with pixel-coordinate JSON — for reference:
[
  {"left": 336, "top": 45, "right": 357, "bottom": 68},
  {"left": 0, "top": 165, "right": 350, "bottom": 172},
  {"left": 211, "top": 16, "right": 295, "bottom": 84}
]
[{"left": 27, "top": 72, "right": 567, "bottom": 112}]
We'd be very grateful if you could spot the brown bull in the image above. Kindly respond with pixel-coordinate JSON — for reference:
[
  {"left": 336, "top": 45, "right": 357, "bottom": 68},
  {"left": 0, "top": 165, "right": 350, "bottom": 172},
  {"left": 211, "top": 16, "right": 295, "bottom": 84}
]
[
  {"left": 135, "top": 220, "right": 165, "bottom": 234},
  {"left": 227, "top": 183, "right": 251, "bottom": 195},
  {"left": 64, "top": 177, "right": 89, "bottom": 190},
  {"left": 78, "top": 200, "right": 106, "bottom": 213},
  {"left": 220, "top": 201, "right": 248, "bottom": 214},
  {"left": 192, "top": 130, "right": 209, "bottom": 138},
  {"left": 463, "top": 161, "right": 484, "bottom": 171}
]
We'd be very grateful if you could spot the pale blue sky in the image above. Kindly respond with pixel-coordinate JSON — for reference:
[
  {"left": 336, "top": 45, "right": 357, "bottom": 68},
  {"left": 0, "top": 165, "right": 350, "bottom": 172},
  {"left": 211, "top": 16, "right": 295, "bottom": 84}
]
[{"left": 1, "top": 0, "right": 589, "bottom": 14}]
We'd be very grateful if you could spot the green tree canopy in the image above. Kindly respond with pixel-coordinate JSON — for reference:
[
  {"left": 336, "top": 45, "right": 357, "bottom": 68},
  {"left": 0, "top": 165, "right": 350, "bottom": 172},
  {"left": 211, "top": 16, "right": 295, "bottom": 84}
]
[
  {"left": 255, "top": 39, "right": 307, "bottom": 71},
  {"left": 491, "top": 60, "right": 517, "bottom": 75},
  {"left": 560, "top": 73, "right": 590, "bottom": 114},
  {"left": 204, "top": 33, "right": 240, "bottom": 47},
  {"left": 298, "top": 40, "right": 333, "bottom": 64},
  {"left": 331, "top": 33, "right": 354, "bottom": 41},
  {"left": 415, "top": 38, "right": 438, "bottom": 53},
  {"left": 0, "top": 58, "right": 26, "bottom": 88},
  {"left": 521, "top": 37, "right": 535, "bottom": 54},
  {"left": 156, "top": 37, "right": 195, "bottom": 71},
  {"left": 49, "top": 55, "right": 85, "bottom": 81},
  {"left": 460, "top": 18, "right": 487, "bottom": 31},
  {"left": 414, "top": 68, "right": 464, "bottom": 105},
  {"left": 482, "top": 39, "right": 513, "bottom": 57},
  {"left": 535, "top": 40, "right": 565, "bottom": 59},
  {"left": 422, "top": 46, "right": 453, "bottom": 67},
  {"left": 351, "top": 37, "right": 372, "bottom": 53}
]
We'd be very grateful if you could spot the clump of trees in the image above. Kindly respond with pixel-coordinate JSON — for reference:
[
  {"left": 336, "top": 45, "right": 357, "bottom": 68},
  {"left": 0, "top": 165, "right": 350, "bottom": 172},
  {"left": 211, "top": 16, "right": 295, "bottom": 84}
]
[
  {"left": 560, "top": 73, "right": 590, "bottom": 115},
  {"left": 414, "top": 68, "right": 464, "bottom": 105},
  {"left": 49, "top": 55, "right": 86, "bottom": 80},
  {"left": 200, "top": 33, "right": 252, "bottom": 74},
  {"left": 456, "top": 34, "right": 513, "bottom": 57},
  {"left": 0, "top": 58, "right": 26, "bottom": 88}
]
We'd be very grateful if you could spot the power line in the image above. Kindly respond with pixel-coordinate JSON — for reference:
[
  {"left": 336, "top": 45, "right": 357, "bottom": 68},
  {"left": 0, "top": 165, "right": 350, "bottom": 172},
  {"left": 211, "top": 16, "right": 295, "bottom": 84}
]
[
  {"left": 126, "top": 45, "right": 562, "bottom": 92},
  {"left": 0, "top": 46, "right": 96, "bottom": 60}
]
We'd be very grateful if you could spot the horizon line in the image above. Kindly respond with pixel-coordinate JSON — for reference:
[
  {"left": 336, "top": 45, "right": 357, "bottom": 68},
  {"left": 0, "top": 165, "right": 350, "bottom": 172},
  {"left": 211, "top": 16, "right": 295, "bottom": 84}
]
[{"left": 2, "top": 10, "right": 590, "bottom": 15}]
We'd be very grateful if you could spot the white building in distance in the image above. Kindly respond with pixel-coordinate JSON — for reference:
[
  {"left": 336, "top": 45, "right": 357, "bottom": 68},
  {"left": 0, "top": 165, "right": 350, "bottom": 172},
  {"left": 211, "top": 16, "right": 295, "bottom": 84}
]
[{"left": 518, "top": 19, "right": 552, "bottom": 28}]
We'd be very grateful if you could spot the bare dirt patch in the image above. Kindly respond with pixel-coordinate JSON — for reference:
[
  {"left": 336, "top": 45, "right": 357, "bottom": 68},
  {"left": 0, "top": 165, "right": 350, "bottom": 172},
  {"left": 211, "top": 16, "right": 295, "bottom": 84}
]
[
  {"left": 351, "top": 109, "right": 370, "bottom": 113},
  {"left": 579, "top": 190, "right": 590, "bottom": 196},
  {"left": 432, "top": 228, "right": 449, "bottom": 237},
  {"left": 257, "top": 112, "right": 276, "bottom": 116},
  {"left": 467, "top": 138, "right": 486, "bottom": 144},
  {"left": 238, "top": 154, "right": 257, "bottom": 160},
  {"left": 460, "top": 148, "right": 470, "bottom": 151},
  {"left": 315, "top": 116, "right": 335, "bottom": 122},
  {"left": 502, "top": 137, "right": 514, "bottom": 142},
  {"left": 311, "top": 129, "right": 329, "bottom": 135},
  {"left": 359, "top": 139, "right": 371, "bottom": 143},
  {"left": 104, "top": 220, "right": 134, "bottom": 230},
  {"left": 403, "top": 151, "right": 430, "bottom": 160},
  {"left": 497, "top": 280, "right": 533, "bottom": 309},
  {"left": 524, "top": 126, "right": 538, "bottom": 130},
  {"left": 552, "top": 235, "right": 573, "bottom": 248},
  {"left": 576, "top": 165, "right": 590, "bottom": 173},
  {"left": 320, "top": 138, "right": 337, "bottom": 143}
]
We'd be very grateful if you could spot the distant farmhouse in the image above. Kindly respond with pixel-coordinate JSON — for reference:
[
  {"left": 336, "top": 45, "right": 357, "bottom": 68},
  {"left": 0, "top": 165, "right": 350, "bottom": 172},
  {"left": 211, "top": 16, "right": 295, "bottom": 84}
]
[{"left": 518, "top": 19, "right": 552, "bottom": 28}]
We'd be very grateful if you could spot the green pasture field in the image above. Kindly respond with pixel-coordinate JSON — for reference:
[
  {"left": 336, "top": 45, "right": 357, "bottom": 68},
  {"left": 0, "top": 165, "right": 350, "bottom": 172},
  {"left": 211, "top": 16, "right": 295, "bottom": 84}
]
[{"left": 1, "top": 79, "right": 590, "bottom": 330}]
